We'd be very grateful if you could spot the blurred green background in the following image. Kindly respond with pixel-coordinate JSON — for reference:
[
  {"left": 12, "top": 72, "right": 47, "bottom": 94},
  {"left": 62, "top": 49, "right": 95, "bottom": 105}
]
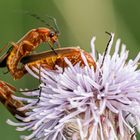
[{"left": 0, "top": 0, "right": 139, "bottom": 139}]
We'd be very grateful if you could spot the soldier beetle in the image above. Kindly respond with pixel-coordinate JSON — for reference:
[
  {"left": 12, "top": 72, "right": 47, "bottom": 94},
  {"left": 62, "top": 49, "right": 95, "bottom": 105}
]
[
  {"left": 20, "top": 47, "right": 96, "bottom": 72},
  {"left": 0, "top": 26, "right": 60, "bottom": 80},
  {"left": 0, "top": 80, "right": 25, "bottom": 117}
]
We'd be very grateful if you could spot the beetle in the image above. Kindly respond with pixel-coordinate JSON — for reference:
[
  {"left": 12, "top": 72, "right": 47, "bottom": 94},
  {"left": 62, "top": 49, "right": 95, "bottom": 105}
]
[
  {"left": 0, "top": 80, "right": 25, "bottom": 117},
  {"left": 0, "top": 27, "right": 60, "bottom": 80},
  {"left": 20, "top": 47, "right": 96, "bottom": 72}
]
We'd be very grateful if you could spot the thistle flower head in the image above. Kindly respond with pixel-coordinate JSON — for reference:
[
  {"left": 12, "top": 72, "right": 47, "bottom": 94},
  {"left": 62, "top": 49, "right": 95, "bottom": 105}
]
[{"left": 7, "top": 33, "right": 140, "bottom": 140}]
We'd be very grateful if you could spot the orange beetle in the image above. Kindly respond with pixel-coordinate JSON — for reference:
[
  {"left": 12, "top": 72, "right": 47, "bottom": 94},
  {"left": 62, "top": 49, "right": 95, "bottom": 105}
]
[
  {"left": 0, "top": 27, "right": 60, "bottom": 80},
  {"left": 20, "top": 47, "right": 96, "bottom": 72},
  {"left": 0, "top": 80, "right": 25, "bottom": 117}
]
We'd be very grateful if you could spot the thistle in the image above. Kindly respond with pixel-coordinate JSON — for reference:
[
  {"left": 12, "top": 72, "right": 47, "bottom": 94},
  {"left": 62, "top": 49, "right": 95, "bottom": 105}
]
[{"left": 7, "top": 33, "right": 140, "bottom": 140}]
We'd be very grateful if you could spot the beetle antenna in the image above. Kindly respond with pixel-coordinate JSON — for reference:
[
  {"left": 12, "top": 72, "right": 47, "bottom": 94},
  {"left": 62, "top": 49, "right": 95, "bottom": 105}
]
[
  {"left": 25, "top": 12, "right": 56, "bottom": 31},
  {"left": 46, "top": 15, "right": 60, "bottom": 34},
  {"left": 100, "top": 31, "right": 112, "bottom": 68}
]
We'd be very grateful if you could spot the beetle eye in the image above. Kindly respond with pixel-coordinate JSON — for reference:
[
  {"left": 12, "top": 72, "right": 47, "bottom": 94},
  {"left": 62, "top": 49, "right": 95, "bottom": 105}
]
[{"left": 50, "top": 32, "right": 55, "bottom": 37}]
